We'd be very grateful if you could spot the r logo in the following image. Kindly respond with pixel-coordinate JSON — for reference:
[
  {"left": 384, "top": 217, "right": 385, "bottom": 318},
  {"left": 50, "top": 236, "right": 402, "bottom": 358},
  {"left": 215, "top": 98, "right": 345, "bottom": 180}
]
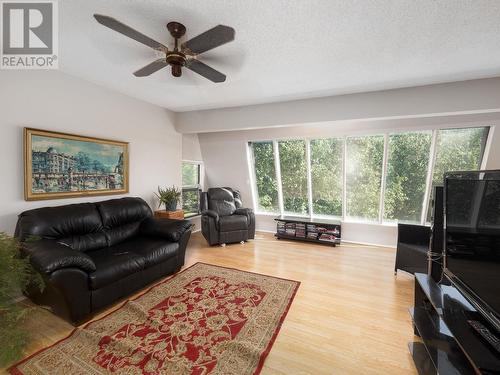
[
  {"left": 2, "top": 2, "right": 53, "bottom": 54},
  {"left": 1, "top": 0, "right": 58, "bottom": 68}
]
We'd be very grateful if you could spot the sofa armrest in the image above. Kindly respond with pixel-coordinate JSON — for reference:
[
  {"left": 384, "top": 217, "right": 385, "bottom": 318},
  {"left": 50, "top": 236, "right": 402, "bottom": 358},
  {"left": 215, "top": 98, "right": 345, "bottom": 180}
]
[
  {"left": 398, "top": 224, "right": 431, "bottom": 246},
  {"left": 140, "top": 217, "right": 193, "bottom": 242},
  {"left": 22, "top": 239, "right": 96, "bottom": 275}
]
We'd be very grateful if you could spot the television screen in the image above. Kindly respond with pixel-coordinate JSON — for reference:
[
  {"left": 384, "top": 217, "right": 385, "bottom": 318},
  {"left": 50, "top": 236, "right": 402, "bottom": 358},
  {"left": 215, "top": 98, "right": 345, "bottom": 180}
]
[{"left": 445, "top": 171, "right": 500, "bottom": 332}]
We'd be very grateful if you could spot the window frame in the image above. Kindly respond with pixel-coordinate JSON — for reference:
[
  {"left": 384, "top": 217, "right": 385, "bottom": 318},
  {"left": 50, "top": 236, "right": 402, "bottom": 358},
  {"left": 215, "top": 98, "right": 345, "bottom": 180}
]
[
  {"left": 247, "top": 125, "right": 492, "bottom": 226},
  {"left": 182, "top": 160, "right": 203, "bottom": 218}
]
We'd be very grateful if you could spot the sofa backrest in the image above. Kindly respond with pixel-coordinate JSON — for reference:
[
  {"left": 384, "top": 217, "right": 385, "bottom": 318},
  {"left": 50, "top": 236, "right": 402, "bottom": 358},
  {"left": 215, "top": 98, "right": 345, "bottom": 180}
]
[
  {"left": 206, "top": 187, "right": 241, "bottom": 216},
  {"left": 15, "top": 202, "right": 106, "bottom": 251},
  {"left": 15, "top": 197, "right": 152, "bottom": 251},
  {"left": 96, "top": 197, "right": 152, "bottom": 246}
]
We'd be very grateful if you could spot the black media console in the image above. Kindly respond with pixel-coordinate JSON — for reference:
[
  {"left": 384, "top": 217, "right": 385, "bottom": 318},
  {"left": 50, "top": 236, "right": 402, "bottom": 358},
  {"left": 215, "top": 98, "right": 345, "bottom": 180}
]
[
  {"left": 274, "top": 215, "right": 341, "bottom": 246},
  {"left": 411, "top": 273, "right": 500, "bottom": 374}
]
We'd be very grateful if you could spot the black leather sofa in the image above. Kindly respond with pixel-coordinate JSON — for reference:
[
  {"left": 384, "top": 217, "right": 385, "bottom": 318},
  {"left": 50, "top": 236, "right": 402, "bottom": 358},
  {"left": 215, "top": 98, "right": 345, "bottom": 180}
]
[
  {"left": 201, "top": 187, "right": 255, "bottom": 246},
  {"left": 394, "top": 223, "right": 431, "bottom": 275},
  {"left": 15, "top": 197, "right": 192, "bottom": 324}
]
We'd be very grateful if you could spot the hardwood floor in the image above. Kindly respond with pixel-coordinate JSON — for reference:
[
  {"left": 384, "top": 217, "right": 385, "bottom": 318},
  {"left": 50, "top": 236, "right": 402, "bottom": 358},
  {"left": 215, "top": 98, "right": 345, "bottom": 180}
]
[{"left": 5, "top": 232, "right": 417, "bottom": 375}]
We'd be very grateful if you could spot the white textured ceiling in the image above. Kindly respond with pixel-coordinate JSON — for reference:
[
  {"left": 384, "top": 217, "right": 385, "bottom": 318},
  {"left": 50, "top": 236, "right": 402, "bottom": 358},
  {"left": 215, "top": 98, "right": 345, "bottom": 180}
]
[{"left": 60, "top": 0, "right": 500, "bottom": 112}]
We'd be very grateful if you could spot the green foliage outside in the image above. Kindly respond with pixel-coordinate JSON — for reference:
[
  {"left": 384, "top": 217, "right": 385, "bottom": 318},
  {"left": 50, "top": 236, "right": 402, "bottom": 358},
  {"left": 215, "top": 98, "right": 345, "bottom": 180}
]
[
  {"left": 346, "top": 136, "right": 384, "bottom": 220},
  {"left": 182, "top": 163, "right": 199, "bottom": 187},
  {"left": 181, "top": 163, "right": 201, "bottom": 216},
  {"left": 426, "top": 127, "right": 488, "bottom": 221},
  {"left": 310, "top": 138, "right": 343, "bottom": 216},
  {"left": 384, "top": 132, "right": 432, "bottom": 223},
  {"left": 182, "top": 189, "right": 200, "bottom": 216},
  {"left": 279, "top": 140, "right": 309, "bottom": 214},
  {"left": 251, "top": 142, "right": 279, "bottom": 212},
  {"left": 0, "top": 233, "right": 44, "bottom": 367},
  {"left": 250, "top": 127, "right": 488, "bottom": 223}
]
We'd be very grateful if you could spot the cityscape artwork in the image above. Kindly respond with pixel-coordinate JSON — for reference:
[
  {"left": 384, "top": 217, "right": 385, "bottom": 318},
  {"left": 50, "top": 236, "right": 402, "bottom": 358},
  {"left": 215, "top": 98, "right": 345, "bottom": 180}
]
[{"left": 24, "top": 128, "right": 128, "bottom": 200}]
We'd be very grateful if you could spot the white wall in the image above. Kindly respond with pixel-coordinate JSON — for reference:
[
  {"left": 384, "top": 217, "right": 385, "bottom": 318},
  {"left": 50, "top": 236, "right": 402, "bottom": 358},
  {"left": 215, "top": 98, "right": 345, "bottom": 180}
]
[
  {"left": 176, "top": 77, "right": 500, "bottom": 133},
  {"left": 0, "top": 70, "right": 181, "bottom": 234},
  {"left": 182, "top": 134, "right": 203, "bottom": 161},
  {"left": 198, "top": 113, "right": 500, "bottom": 247}
]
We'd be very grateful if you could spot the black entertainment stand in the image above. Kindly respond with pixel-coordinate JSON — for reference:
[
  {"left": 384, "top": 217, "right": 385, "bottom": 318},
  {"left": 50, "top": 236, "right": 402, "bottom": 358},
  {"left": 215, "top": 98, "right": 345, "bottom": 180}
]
[
  {"left": 410, "top": 273, "right": 500, "bottom": 374},
  {"left": 274, "top": 216, "right": 341, "bottom": 246}
]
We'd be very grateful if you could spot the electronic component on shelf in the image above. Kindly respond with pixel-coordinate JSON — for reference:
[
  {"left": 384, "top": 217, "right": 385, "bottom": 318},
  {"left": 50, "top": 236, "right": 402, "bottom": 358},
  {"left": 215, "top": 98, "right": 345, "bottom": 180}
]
[{"left": 274, "top": 217, "right": 341, "bottom": 246}]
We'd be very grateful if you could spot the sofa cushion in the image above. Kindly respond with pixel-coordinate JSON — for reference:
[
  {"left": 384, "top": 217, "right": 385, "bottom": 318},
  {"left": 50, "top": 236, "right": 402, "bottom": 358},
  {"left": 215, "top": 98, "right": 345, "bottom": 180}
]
[
  {"left": 130, "top": 236, "right": 179, "bottom": 267},
  {"left": 96, "top": 197, "right": 152, "bottom": 246},
  {"left": 15, "top": 203, "right": 103, "bottom": 246},
  {"left": 58, "top": 232, "right": 107, "bottom": 252},
  {"left": 88, "top": 245, "right": 146, "bottom": 290},
  {"left": 219, "top": 215, "right": 248, "bottom": 232}
]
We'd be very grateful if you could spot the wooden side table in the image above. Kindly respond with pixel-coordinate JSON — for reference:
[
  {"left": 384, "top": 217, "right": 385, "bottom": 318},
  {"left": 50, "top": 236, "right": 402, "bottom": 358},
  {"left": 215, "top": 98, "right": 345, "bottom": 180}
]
[{"left": 154, "top": 209, "right": 185, "bottom": 220}]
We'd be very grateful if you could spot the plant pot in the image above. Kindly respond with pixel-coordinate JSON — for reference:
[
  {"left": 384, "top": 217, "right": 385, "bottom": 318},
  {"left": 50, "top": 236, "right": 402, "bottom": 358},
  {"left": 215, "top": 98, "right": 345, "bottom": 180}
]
[{"left": 165, "top": 201, "right": 177, "bottom": 211}]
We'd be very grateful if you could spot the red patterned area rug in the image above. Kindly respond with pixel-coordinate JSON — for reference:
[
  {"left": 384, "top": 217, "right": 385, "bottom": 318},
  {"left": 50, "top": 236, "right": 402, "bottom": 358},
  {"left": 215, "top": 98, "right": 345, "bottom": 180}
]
[{"left": 10, "top": 262, "right": 300, "bottom": 375}]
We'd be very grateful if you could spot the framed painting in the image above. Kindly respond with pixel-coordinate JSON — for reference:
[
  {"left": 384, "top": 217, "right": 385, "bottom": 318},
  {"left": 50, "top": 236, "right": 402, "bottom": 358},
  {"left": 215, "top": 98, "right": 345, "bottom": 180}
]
[{"left": 24, "top": 128, "right": 129, "bottom": 201}]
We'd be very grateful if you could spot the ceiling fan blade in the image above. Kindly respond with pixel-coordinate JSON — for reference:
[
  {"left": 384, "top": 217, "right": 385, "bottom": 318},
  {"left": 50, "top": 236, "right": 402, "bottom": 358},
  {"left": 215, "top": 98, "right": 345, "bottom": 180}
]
[
  {"left": 182, "top": 25, "right": 235, "bottom": 55},
  {"left": 186, "top": 59, "right": 226, "bottom": 82},
  {"left": 94, "top": 14, "right": 168, "bottom": 52},
  {"left": 133, "top": 59, "right": 168, "bottom": 77}
]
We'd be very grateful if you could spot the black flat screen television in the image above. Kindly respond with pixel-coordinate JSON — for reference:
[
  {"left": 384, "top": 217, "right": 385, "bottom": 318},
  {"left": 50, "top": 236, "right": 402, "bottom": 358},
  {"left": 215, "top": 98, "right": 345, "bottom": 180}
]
[{"left": 444, "top": 170, "right": 500, "bottom": 333}]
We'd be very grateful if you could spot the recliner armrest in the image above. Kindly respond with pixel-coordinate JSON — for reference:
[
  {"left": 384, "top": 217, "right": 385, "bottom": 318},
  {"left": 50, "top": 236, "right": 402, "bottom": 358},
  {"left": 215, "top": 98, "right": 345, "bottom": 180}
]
[
  {"left": 22, "top": 239, "right": 96, "bottom": 275},
  {"left": 202, "top": 210, "right": 219, "bottom": 222},
  {"left": 140, "top": 217, "right": 192, "bottom": 242},
  {"left": 234, "top": 208, "right": 254, "bottom": 216}
]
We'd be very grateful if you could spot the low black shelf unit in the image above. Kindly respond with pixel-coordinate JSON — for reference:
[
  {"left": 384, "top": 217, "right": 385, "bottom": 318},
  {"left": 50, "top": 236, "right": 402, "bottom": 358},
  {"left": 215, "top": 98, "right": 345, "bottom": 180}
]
[
  {"left": 410, "top": 273, "right": 500, "bottom": 374},
  {"left": 274, "top": 215, "right": 341, "bottom": 246}
]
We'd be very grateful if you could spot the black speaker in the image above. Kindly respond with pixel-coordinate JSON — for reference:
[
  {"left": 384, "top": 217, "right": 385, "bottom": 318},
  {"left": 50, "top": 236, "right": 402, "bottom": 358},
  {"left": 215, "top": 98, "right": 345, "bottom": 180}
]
[{"left": 428, "top": 185, "right": 444, "bottom": 282}]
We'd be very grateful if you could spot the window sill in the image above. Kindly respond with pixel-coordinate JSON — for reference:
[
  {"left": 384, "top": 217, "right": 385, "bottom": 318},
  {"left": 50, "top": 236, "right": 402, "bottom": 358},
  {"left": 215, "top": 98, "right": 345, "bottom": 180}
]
[{"left": 185, "top": 214, "right": 201, "bottom": 219}]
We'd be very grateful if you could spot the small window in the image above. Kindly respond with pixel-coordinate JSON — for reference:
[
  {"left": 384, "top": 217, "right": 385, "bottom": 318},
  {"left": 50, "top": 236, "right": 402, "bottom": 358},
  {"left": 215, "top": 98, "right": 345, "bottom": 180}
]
[
  {"left": 345, "top": 135, "right": 385, "bottom": 221},
  {"left": 384, "top": 131, "right": 432, "bottom": 223},
  {"left": 249, "top": 141, "right": 280, "bottom": 213},
  {"left": 279, "top": 140, "right": 309, "bottom": 215},
  {"left": 425, "top": 126, "right": 490, "bottom": 221},
  {"left": 182, "top": 161, "right": 203, "bottom": 217}
]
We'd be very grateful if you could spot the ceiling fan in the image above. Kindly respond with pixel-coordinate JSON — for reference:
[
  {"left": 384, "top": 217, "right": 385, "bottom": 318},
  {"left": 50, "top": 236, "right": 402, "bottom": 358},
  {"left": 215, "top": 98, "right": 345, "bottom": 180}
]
[{"left": 94, "top": 14, "right": 235, "bottom": 82}]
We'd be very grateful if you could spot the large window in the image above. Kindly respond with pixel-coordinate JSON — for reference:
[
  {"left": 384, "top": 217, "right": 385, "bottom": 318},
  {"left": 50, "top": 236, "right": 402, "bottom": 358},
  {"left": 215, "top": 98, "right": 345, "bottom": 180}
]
[
  {"left": 182, "top": 161, "right": 202, "bottom": 217},
  {"left": 248, "top": 126, "right": 490, "bottom": 225},
  {"left": 249, "top": 141, "right": 279, "bottom": 212},
  {"left": 345, "top": 135, "right": 384, "bottom": 221},
  {"left": 278, "top": 140, "right": 309, "bottom": 215},
  {"left": 310, "top": 138, "right": 343, "bottom": 217},
  {"left": 384, "top": 131, "right": 432, "bottom": 223},
  {"left": 426, "top": 127, "right": 490, "bottom": 221}
]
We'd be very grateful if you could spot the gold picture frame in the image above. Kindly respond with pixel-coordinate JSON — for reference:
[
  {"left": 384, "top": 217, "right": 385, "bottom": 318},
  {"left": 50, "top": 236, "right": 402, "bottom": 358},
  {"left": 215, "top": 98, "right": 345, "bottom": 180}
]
[{"left": 24, "top": 128, "right": 129, "bottom": 201}]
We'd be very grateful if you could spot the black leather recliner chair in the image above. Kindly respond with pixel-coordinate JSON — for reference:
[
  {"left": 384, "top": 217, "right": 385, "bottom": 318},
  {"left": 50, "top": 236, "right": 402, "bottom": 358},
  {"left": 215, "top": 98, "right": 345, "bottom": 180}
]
[
  {"left": 201, "top": 187, "right": 255, "bottom": 246},
  {"left": 15, "top": 197, "right": 192, "bottom": 324}
]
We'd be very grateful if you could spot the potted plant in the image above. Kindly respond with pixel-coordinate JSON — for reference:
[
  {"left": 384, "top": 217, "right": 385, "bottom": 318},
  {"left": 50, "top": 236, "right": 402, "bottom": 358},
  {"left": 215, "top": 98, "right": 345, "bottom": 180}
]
[
  {"left": 155, "top": 185, "right": 182, "bottom": 211},
  {"left": 0, "top": 233, "right": 44, "bottom": 367}
]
